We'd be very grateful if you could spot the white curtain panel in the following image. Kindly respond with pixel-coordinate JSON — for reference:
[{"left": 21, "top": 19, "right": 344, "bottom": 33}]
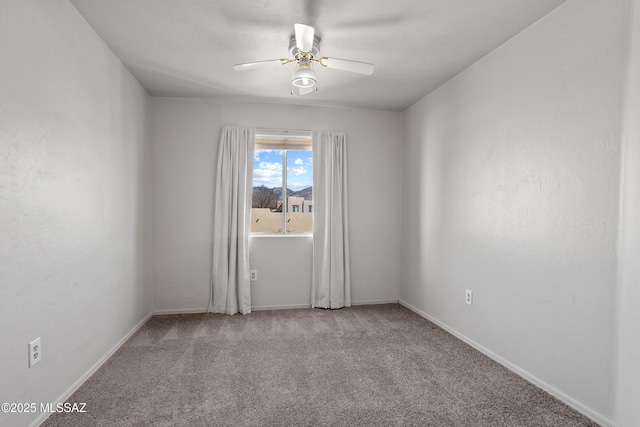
[
  {"left": 209, "top": 125, "right": 255, "bottom": 315},
  {"left": 311, "top": 130, "right": 352, "bottom": 309}
]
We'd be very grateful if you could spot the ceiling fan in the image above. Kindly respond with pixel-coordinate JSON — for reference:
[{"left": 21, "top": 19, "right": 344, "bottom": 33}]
[{"left": 233, "top": 23, "right": 375, "bottom": 95}]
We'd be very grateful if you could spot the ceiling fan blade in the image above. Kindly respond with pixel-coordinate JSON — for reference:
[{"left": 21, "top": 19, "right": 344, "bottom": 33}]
[
  {"left": 320, "top": 57, "right": 375, "bottom": 75},
  {"left": 294, "top": 23, "right": 315, "bottom": 53},
  {"left": 233, "top": 59, "right": 287, "bottom": 71}
]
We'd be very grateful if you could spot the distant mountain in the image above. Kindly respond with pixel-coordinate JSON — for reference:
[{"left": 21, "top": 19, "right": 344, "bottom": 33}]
[
  {"left": 254, "top": 186, "right": 312, "bottom": 201},
  {"left": 269, "top": 187, "right": 294, "bottom": 199},
  {"left": 290, "top": 187, "right": 312, "bottom": 200}
]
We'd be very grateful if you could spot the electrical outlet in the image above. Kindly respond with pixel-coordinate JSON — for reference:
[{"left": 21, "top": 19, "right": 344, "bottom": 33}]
[
  {"left": 250, "top": 270, "right": 258, "bottom": 281},
  {"left": 29, "top": 338, "right": 41, "bottom": 367},
  {"left": 465, "top": 290, "right": 473, "bottom": 306}
]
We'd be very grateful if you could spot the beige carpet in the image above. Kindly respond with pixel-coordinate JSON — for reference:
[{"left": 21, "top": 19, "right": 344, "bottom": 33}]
[{"left": 43, "top": 304, "right": 598, "bottom": 426}]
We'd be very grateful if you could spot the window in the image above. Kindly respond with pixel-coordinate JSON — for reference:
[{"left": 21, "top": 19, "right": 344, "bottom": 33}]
[{"left": 251, "top": 131, "right": 312, "bottom": 234}]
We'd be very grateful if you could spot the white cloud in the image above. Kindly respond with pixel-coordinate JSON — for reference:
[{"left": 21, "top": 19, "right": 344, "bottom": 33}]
[
  {"left": 288, "top": 166, "right": 307, "bottom": 176},
  {"left": 254, "top": 163, "right": 280, "bottom": 177},
  {"left": 253, "top": 176, "right": 281, "bottom": 185},
  {"left": 254, "top": 162, "right": 283, "bottom": 185},
  {"left": 253, "top": 169, "right": 280, "bottom": 178},
  {"left": 294, "top": 158, "right": 303, "bottom": 165},
  {"left": 259, "top": 161, "right": 281, "bottom": 170}
]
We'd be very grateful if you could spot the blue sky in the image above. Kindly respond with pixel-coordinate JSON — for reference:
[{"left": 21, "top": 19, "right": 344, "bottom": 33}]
[{"left": 253, "top": 149, "right": 313, "bottom": 191}]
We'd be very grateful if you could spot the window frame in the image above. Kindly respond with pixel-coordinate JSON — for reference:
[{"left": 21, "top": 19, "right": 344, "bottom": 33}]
[{"left": 251, "top": 130, "right": 313, "bottom": 236}]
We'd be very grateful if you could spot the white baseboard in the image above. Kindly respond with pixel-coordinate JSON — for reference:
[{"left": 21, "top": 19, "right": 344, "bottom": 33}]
[
  {"left": 351, "top": 299, "right": 399, "bottom": 306},
  {"left": 398, "top": 300, "right": 612, "bottom": 427},
  {"left": 31, "top": 311, "right": 153, "bottom": 427},
  {"left": 153, "top": 308, "right": 208, "bottom": 315}
]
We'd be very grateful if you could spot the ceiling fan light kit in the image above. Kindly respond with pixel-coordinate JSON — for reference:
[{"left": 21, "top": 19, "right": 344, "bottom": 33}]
[
  {"left": 234, "top": 23, "right": 374, "bottom": 95},
  {"left": 292, "top": 60, "right": 316, "bottom": 89}
]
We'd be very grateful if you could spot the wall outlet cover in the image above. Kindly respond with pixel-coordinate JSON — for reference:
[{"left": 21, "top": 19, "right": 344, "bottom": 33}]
[{"left": 29, "top": 338, "right": 41, "bottom": 367}]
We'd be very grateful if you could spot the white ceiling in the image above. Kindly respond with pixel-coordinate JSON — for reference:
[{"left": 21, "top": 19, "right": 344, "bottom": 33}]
[{"left": 69, "top": 0, "right": 568, "bottom": 112}]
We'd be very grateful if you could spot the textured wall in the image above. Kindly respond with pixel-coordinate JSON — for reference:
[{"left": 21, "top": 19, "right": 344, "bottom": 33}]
[
  {"left": 615, "top": 0, "right": 640, "bottom": 425},
  {"left": 400, "top": 0, "right": 624, "bottom": 423},
  {"left": 0, "top": 1, "right": 151, "bottom": 426},
  {"left": 150, "top": 98, "right": 402, "bottom": 312}
]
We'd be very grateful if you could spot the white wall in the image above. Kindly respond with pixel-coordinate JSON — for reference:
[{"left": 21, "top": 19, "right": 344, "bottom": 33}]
[
  {"left": 0, "top": 1, "right": 152, "bottom": 426},
  {"left": 615, "top": 0, "right": 640, "bottom": 425},
  {"left": 400, "top": 0, "right": 624, "bottom": 424},
  {"left": 249, "top": 236, "right": 313, "bottom": 309},
  {"left": 150, "top": 98, "right": 402, "bottom": 312}
]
